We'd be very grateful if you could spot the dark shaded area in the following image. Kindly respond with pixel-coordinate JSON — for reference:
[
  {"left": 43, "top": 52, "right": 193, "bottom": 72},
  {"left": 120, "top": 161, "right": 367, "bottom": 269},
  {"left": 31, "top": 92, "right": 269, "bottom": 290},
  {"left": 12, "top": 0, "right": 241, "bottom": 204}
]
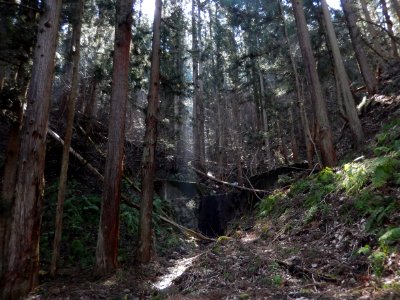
[
  {"left": 154, "top": 180, "right": 204, "bottom": 199},
  {"left": 198, "top": 164, "right": 309, "bottom": 237},
  {"left": 198, "top": 193, "right": 241, "bottom": 237},
  {"left": 249, "top": 163, "right": 309, "bottom": 190}
]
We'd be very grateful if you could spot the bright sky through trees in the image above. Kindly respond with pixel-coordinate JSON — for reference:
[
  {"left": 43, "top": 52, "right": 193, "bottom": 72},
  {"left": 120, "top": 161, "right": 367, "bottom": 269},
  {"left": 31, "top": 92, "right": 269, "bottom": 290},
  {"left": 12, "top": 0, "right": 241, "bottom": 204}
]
[
  {"left": 140, "top": 0, "right": 342, "bottom": 18},
  {"left": 141, "top": 1, "right": 155, "bottom": 17},
  {"left": 326, "top": 0, "right": 341, "bottom": 9}
]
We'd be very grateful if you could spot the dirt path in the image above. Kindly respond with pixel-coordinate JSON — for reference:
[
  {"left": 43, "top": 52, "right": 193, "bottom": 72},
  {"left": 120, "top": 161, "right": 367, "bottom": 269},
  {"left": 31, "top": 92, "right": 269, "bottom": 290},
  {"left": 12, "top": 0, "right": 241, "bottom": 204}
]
[{"left": 28, "top": 210, "right": 399, "bottom": 299}]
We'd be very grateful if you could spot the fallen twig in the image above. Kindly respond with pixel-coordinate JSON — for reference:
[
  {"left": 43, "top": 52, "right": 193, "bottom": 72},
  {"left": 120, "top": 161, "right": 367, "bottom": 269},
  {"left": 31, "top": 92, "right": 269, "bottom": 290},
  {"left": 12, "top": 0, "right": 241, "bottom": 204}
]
[{"left": 276, "top": 260, "right": 339, "bottom": 283}]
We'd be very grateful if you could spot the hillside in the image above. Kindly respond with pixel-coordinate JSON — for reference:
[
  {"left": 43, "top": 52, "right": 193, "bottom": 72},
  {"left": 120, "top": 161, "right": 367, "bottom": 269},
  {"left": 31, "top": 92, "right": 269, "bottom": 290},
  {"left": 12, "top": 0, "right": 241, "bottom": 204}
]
[{"left": 23, "top": 94, "right": 400, "bottom": 300}]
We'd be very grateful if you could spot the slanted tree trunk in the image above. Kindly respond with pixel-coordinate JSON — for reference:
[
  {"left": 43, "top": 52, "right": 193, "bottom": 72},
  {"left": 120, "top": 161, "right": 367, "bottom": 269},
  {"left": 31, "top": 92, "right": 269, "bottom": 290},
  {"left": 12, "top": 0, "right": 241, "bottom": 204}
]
[
  {"left": 341, "top": 0, "right": 378, "bottom": 95},
  {"left": 380, "top": 0, "right": 399, "bottom": 58},
  {"left": 95, "top": 0, "right": 133, "bottom": 274},
  {"left": 137, "top": 0, "right": 162, "bottom": 263},
  {"left": 50, "top": 0, "right": 84, "bottom": 277},
  {"left": 291, "top": 0, "right": 337, "bottom": 167},
  {"left": 360, "top": 0, "right": 388, "bottom": 60},
  {"left": 320, "top": 0, "right": 364, "bottom": 147},
  {"left": 0, "top": 1, "right": 62, "bottom": 298}
]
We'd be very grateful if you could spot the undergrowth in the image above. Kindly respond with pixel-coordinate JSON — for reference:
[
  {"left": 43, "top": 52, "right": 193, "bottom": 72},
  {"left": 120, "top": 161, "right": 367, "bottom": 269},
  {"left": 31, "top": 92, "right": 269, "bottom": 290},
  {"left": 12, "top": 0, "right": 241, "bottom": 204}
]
[
  {"left": 257, "top": 118, "right": 400, "bottom": 277},
  {"left": 41, "top": 179, "right": 180, "bottom": 269}
]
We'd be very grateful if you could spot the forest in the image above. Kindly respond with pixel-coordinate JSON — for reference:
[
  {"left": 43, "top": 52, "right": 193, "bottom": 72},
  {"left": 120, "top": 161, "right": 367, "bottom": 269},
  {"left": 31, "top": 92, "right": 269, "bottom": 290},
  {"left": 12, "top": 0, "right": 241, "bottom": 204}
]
[{"left": 0, "top": 0, "right": 400, "bottom": 299}]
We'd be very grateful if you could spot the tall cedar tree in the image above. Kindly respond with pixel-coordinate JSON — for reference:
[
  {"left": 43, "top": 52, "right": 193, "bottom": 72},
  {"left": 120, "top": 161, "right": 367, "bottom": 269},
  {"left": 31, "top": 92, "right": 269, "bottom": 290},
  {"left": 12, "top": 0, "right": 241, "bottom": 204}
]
[
  {"left": 320, "top": 0, "right": 364, "bottom": 146},
  {"left": 290, "top": 0, "right": 337, "bottom": 167},
  {"left": 340, "top": 0, "right": 378, "bottom": 95},
  {"left": 0, "top": 1, "right": 62, "bottom": 298},
  {"left": 50, "top": 0, "right": 84, "bottom": 276},
  {"left": 95, "top": 0, "right": 133, "bottom": 274},
  {"left": 0, "top": 0, "right": 38, "bottom": 277},
  {"left": 192, "top": 0, "right": 206, "bottom": 172},
  {"left": 137, "top": 0, "right": 162, "bottom": 263},
  {"left": 380, "top": 0, "right": 399, "bottom": 58}
]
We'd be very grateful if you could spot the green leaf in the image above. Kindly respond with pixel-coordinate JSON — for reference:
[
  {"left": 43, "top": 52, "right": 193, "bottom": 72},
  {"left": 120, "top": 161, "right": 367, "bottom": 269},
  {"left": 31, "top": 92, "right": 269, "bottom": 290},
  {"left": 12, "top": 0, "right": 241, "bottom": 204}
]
[{"left": 379, "top": 228, "right": 400, "bottom": 246}]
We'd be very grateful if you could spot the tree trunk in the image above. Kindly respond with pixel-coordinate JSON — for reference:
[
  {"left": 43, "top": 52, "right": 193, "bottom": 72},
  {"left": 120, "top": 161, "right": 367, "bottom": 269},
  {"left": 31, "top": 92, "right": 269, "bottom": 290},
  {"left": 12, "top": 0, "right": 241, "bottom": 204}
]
[
  {"left": 50, "top": 0, "right": 83, "bottom": 277},
  {"left": 341, "top": 0, "right": 378, "bottom": 95},
  {"left": 137, "top": 0, "right": 162, "bottom": 263},
  {"left": 289, "top": 105, "right": 300, "bottom": 163},
  {"left": 380, "top": 0, "right": 399, "bottom": 58},
  {"left": 0, "top": 104, "right": 23, "bottom": 279},
  {"left": 0, "top": 1, "right": 62, "bottom": 298},
  {"left": 232, "top": 93, "right": 244, "bottom": 186},
  {"left": 278, "top": 0, "right": 310, "bottom": 164},
  {"left": 391, "top": 0, "right": 400, "bottom": 22},
  {"left": 192, "top": 0, "right": 205, "bottom": 172},
  {"left": 95, "top": 0, "right": 133, "bottom": 274},
  {"left": 291, "top": 0, "right": 337, "bottom": 167},
  {"left": 320, "top": 0, "right": 364, "bottom": 147},
  {"left": 360, "top": 0, "right": 388, "bottom": 60},
  {"left": 83, "top": 79, "right": 98, "bottom": 129},
  {"left": 258, "top": 67, "right": 272, "bottom": 167}
]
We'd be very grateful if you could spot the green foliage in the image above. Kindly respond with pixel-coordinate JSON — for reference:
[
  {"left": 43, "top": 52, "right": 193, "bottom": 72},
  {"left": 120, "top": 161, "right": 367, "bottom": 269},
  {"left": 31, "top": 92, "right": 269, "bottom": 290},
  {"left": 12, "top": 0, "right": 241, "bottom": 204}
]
[
  {"left": 120, "top": 203, "right": 139, "bottom": 236},
  {"left": 368, "top": 251, "right": 386, "bottom": 277},
  {"left": 374, "top": 119, "right": 400, "bottom": 153},
  {"left": 371, "top": 157, "right": 400, "bottom": 188},
  {"left": 40, "top": 180, "right": 102, "bottom": 268},
  {"left": 257, "top": 192, "right": 285, "bottom": 217},
  {"left": 302, "top": 168, "right": 337, "bottom": 208},
  {"left": 289, "top": 179, "right": 311, "bottom": 196},
  {"left": 304, "top": 205, "right": 319, "bottom": 223},
  {"left": 340, "top": 162, "right": 370, "bottom": 194},
  {"left": 357, "top": 244, "right": 371, "bottom": 256},
  {"left": 355, "top": 189, "right": 398, "bottom": 231},
  {"left": 217, "top": 236, "right": 231, "bottom": 243},
  {"left": 271, "top": 274, "right": 283, "bottom": 286},
  {"left": 317, "top": 167, "right": 336, "bottom": 184},
  {"left": 379, "top": 228, "right": 400, "bottom": 246},
  {"left": 355, "top": 191, "right": 397, "bottom": 231}
]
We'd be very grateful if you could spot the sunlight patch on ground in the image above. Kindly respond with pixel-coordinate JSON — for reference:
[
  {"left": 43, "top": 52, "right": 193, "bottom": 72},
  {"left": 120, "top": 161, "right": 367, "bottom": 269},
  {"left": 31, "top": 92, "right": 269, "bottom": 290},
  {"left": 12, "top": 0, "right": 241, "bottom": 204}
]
[
  {"left": 153, "top": 255, "right": 200, "bottom": 290},
  {"left": 102, "top": 276, "right": 117, "bottom": 287},
  {"left": 240, "top": 232, "right": 259, "bottom": 243}
]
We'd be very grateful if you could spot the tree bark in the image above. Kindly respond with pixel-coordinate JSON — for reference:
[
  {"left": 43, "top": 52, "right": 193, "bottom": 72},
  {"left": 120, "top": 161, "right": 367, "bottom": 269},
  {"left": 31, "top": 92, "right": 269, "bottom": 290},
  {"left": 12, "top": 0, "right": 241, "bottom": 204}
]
[
  {"left": 137, "top": 0, "right": 162, "bottom": 263},
  {"left": 291, "top": 0, "right": 337, "bottom": 167},
  {"left": 0, "top": 104, "right": 23, "bottom": 279},
  {"left": 380, "top": 0, "right": 399, "bottom": 58},
  {"left": 258, "top": 67, "right": 272, "bottom": 167},
  {"left": 278, "top": 0, "right": 310, "bottom": 164},
  {"left": 341, "top": 0, "right": 378, "bottom": 95},
  {"left": 192, "top": 0, "right": 205, "bottom": 172},
  {"left": 0, "top": 1, "right": 62, "bottom": 298},
  {"left": 320, "top": 0, "right": 364, "bottom": 147},
  {"left": 360, "top": 0, "right": 388, "bottom": 60},
  {"left": 391, "top": 0, "right": 400, "bottom": 22},
  {"left": 95, "top": 0, "right": 133, "bottom": 274},
  {"left": 50, "top": 0, "right": 83, "bottom": 277}
]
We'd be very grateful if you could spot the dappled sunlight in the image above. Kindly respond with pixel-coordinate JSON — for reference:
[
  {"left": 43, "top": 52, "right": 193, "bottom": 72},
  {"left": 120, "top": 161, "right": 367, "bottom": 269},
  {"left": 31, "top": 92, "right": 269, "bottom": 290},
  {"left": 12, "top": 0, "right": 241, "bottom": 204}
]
[
  {"left": 240, "top": 232, "right": 260, "bottom": 244},
  {"left": 102, "top": 276, "right": 118, "bottom": 287},
  {"left": 153, "top": 254, "right": 201, "bottom": 290}
]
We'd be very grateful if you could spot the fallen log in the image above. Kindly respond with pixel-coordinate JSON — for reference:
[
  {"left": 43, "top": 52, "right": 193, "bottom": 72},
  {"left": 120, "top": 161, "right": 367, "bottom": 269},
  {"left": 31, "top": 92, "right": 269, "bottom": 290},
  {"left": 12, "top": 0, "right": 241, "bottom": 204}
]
[
  {"left": 190, "top": 166, "right": 270, "bottom": 194},
  {"left": 47, "top": 128, "right": 214, "bottom": 242}
]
